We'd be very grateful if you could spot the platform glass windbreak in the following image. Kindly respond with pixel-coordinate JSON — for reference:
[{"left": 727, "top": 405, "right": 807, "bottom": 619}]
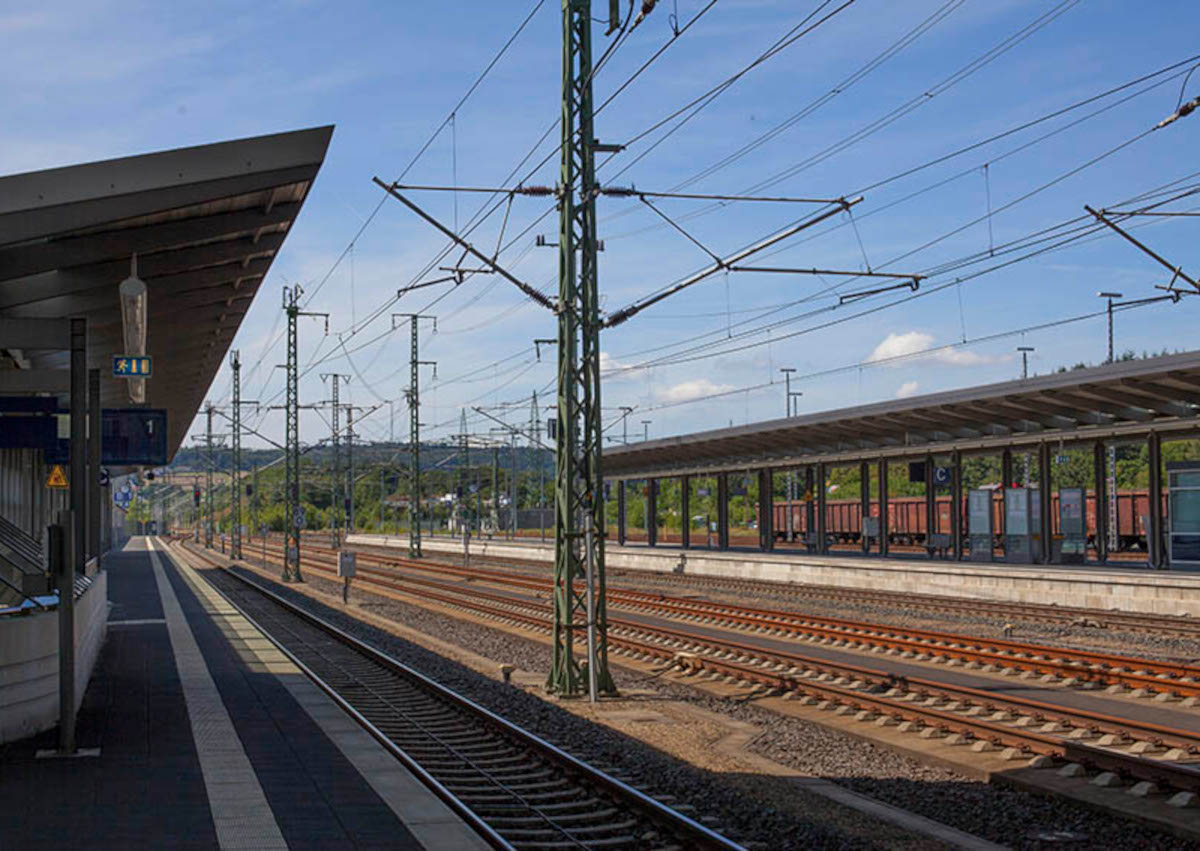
[
  {"left": 968, "top": 488, "right": 994, "bottom": 563},
  {"left": 1058, "top": 487, "right": 1087, "bottom": 562},
  {"left": 1005, "top": 487, "right": 1033, "bottom": 564},
  {"left": 1169, "top": 464, "right": 1200, "bottom": 566}
]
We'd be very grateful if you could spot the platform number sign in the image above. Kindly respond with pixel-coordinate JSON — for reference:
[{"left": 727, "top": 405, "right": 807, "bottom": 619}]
[
  {"left": 113, "top": 355, "right": 152, "bottom": 377},
  {"left": 932, "top": 466, "right": 952, "bottom": 486}
]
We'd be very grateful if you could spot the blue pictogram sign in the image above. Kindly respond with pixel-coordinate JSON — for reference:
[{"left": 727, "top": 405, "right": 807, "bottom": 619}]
[{"left": 113, "top": 356, "right": 152, "bottom": 377}]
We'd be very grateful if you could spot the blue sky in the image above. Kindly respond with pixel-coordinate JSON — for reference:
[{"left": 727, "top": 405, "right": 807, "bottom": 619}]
[{"left": 4, "top": 0, "right": 1199, "bottom": 450}]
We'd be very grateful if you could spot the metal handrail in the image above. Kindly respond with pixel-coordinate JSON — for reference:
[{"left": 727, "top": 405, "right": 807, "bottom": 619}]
[{"left": 0, "top": 570, "right": 51, "bottom": 612}]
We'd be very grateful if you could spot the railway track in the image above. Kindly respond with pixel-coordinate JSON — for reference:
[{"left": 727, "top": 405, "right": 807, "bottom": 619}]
[
  {"left": 230, "top": 538, "right": 1200, "bottom": 807},
  {"left": 270, "top": 539, "right": 1200, "bottom": 699},
  {"left": 343, "top": 536, "right": 1200, "bottom": 638},
  {"left": 173, "top": 540, "right": 742, "bottom": 851}
]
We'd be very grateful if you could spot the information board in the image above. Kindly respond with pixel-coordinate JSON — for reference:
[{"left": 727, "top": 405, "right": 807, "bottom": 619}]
[
  {"left": 968, "top": 489, "right": 993, "bottom": 562},
  {"left": 1005, "top": 487, "right": 1033, "bottom": 563},
  {"left": 46, "top": 408, "right": 167, "bottom": 465},
  {"left": 1169, "top": 462, "right": 1200, "bottom": 567},
  {"left": 1059, "top": 487, "right": 1086, "bottom": 562}
]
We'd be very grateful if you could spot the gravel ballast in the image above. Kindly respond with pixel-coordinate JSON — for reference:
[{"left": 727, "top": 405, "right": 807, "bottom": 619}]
[{"left": 216, "top": 550, "right": 1195, "bottom": 850}]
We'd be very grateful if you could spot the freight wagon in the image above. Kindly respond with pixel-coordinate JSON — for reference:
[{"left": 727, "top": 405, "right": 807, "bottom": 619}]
[{"left": 766, "top": 490, "right": 1160, "bottom": 551}]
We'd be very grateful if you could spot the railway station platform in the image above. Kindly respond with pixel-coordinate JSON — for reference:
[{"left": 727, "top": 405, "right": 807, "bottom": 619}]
[
  {"left": 350, "top": 533, "right": 1200, "bottom": 618},
  {"left": 0, "top": 538, "right": 488, "bottom": 850}
]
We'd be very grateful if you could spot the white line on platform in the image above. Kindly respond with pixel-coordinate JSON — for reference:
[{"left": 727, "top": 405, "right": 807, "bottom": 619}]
[
  {"left": 146, "top": 539, "right": 287, "bottom": 851},
  {"left": 162, "top": 539, "right": 492, "bottom": 851}
]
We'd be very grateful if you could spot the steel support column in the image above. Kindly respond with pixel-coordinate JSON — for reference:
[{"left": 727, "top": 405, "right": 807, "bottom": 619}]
[
  {"left": 61, "top": 317, "right": 86, "bottom": 753},
  {"left": 205, "top": 405, "right": 214, "bottom": 549},
  {"left": 327, "top": 374, "right": 343, "bottom": 547},
  {"left": 1038, "top": 442, "right": 1053, "bottom": 564},
  {"left": 346, "top": 406, "right": 355, "bottom": 533},
  {"left": 680, "top": 475, "right": 690, "bottom": 549},
  {"left": 230, "top": 352, "right": 242, "bottom": 559},
  {"left": 924, "top": 453, "right": 935, "bottom": 558},
  {"left": 805, "top": 467, "right": 815, "bottom": 550},
  {"left": 1001, "top": 447, "right": 1013, "bottom": 542},
  {"left": 859, "top": 460, "right": 871, "bottom": 555},
  {"left": 548, "top": 0, "right": 613, "bottom": 696},
  {"left": 1148, "top": 431, "right": 1164, "bottom": 569},
  {"left": 951, "top": 449, "right": 963, "bottom": 560},
  {"left": 280, "top": 284, "right": 325, "bottom": 582},
  {"left": 1093, "top": 441, "right": 1108, "bottom": 564},
  {"left": 87, "top": 368, "right": 100, "bottom": 561},
  {"left": 617, "top": 480, "right": 626, "bottom": 545},
  {"left": 396, "top": 314, "right": 435, "bottom": 558},
  {"left": 816, "top": 462, "right": 828, "bottom": 555},
  {"left": 878, "top": 458, "right": 889, "bottom": 557},
  {"left": 284, "top": 287, "right": 300, "bottom": 581},
  {"left": 717, "top": 473, "right": 729, "bottom": 550},
  {"left": 759, "top": 469, "right": 774, "bottom": 552},
  {"left": 646, "top": 478, "right": 657, "bottom": 547}
]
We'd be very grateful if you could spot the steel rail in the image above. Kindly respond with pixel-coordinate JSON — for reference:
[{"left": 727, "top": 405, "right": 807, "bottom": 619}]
[
  {"left": 176, "top": 540, "right": 742, "bottom": 851},
  {"left": 241, "top": 542, "right": 1200, "bottom": 760},
  {"left": 355, "top": 536, "right": 1200, "bottom": 637},
  {"left": 297, "top": 541, "right": 1200, "bottom": 695},
  {"left": 244, "top": 542, "right": 1200, "bottom": 796}
]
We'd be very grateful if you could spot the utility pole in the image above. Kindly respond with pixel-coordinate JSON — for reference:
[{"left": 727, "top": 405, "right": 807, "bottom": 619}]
[
  {"left": 1018, "top": 345, "right": 1034, "bottom": 379},
  {"left": 780, "top": 367, "right": 796, "bottom": 542},
  {"left": 251, "top": 463, "right": 259, "bottom": 538},
  {"left": 320, "top": 373, "right": 350, "bottom": 547},
  {"left": 205, "top": 404, "right": 214, "bottom": 548},
  {"left": 345, "top": 403, "right": 357, "bottom": 534},
  {"left": 228, "top": 351, "right": 257, "bottom": 560},
  {"left": 619, "top": 406, "right": 633, "bottom": 445},
  {"left": 549, "top": 0, "right": 619, "bottom": 698},
  {"left": 531, "top": 392, "right": 546, "bottom": 541},
  {"left": 281, "top": 284, "right": 328, "bottom": 582},
  {"left": 230, "top": 355, "right": 241, "bottom": 558},
  {"left": 394, "top": 313, "right": 437, "bottom": 557},
  {"left": 1098, "top": 291, "right": 1123, "bottom": 364},
  {"left": 456, "top": 408, "right": 471, "bottom": 534},
  {"left": 492, "top": 442, "right": 500, "bottom": 534},
  {"left": 510, "top": 428, "right": 518, "bottom": 539},
  {"left": 641, "top": 419, "right": 651, "bottom": 442}
]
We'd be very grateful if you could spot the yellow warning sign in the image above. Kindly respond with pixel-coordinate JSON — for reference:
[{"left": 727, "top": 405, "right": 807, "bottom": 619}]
[{"left": 46, "top": 465, "right": 69, "bottom": 489}]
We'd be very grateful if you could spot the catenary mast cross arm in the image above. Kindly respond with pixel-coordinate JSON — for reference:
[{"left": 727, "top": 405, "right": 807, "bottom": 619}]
[
  {"left": 604, "top": 196, "right": 862, "bottom": 327},
  {"left": 1085, "top": 204, "right": 1199, "bottom": 292},
  {"left": 729, "top": 266, "right": 923, "bottom": 280},
  {"left": 373, "top": 178, "right": 556, "bottom": 310},
  {"left": 472, "top": 406, "right": 554, "bottom": 451}
]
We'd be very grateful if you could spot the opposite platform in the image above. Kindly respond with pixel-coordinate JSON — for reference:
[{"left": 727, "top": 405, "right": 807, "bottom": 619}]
[
  {"left": 0, "top": 537, "right": 489, "bottom": 850},
  {"left": 351, "top": 532, "right": 1200, "bottom": 617}
]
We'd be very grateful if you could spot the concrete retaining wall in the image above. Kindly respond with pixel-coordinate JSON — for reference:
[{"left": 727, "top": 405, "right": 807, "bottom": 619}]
[
  {"left": 347, "top": 533, "right": 1200, "bottom": 618},
  {"left": 0, "top": 571, "right": 108, "bottom": 744}
]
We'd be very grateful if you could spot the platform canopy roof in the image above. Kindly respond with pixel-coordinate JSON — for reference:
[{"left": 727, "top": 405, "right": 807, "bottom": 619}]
[
  {"left": 604, "top": 350, "right": 1200, "bottom": 478},
  {"left": 0, "top": 126, "right": 333, "bottom": 457}
]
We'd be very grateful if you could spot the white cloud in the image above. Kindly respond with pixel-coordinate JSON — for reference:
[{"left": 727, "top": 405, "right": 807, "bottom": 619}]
[
  {"left": 599, "top": 351, "right": 634, "bottom": 378},
  {"left": 656, "top": 378, "right": 735, "bottom": 404},
  {"left": 895, "top": 380, "right": 920, "bottom": 399},
  {"left": 867, "top": 331, "right": 933, "bottom": 363},
  {"left": 867, "top": 331, "right": 992, "bottom": 367}
]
